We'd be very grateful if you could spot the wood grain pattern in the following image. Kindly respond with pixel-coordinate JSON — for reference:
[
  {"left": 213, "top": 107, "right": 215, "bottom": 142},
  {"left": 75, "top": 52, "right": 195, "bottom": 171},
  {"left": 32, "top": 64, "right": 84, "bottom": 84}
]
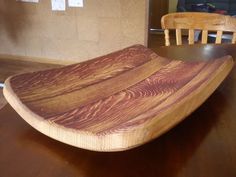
[
  {"left": 161, "top": 12, "right": 236, "bottom": 46},
  {"left": 3, "top": 45, "right": 234, "bottom": 151}
]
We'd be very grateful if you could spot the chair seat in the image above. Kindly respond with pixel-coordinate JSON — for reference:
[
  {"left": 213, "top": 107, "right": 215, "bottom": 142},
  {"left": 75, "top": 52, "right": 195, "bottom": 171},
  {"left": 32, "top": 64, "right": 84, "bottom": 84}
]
[{"left": 3, "top": 45, "right": 234, "bottom": 152}]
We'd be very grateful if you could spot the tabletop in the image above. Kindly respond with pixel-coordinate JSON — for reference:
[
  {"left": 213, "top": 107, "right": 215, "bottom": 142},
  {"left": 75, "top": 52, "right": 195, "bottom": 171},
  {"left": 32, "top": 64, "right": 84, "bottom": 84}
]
[{"left": 0, "top": 44, "right": 236, "bottom": 177}]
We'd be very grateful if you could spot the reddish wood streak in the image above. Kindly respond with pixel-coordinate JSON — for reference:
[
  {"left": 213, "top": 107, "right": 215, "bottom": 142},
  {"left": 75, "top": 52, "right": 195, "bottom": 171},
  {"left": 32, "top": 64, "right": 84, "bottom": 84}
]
[
  {"left": 46, "top": 60, "right": 223, "bottom": 134},
  {"left": 11, "top": 45, "right": 158, "bottom": 102}
]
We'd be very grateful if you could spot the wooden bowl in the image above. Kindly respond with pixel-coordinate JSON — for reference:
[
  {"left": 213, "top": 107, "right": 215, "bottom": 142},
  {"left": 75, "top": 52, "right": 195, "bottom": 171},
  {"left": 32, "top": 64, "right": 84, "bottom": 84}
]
[{"left": 3, "top": 45, "right": 234, "bottom": 152}]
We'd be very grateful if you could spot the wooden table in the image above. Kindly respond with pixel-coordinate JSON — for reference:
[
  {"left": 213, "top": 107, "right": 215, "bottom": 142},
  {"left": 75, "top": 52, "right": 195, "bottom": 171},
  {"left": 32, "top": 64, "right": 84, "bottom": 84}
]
[{"left": 0, "top": 44, "right": 236, "bottom": 177}]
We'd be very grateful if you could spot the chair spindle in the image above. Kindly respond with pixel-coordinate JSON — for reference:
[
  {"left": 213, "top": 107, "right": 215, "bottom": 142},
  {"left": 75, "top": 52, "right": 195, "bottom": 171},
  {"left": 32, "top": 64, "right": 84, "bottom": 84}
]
[
  {"left": 188, "top": 29, "right": 194, "bottom": 45},
  {"left": 164, "top": 29, "right": 170, "bottom": 46},
  {"left": 176, "top": 29, "right": 182, "bottom": 45},
  {"left": 232, "top": 32, "right": 236, "bottom": 44},
  {"left": 216, "top": 31, "right": 223, "bottom": 44},
  {"left": 201, "top": 30, "right": 208, "bottom": 44}
]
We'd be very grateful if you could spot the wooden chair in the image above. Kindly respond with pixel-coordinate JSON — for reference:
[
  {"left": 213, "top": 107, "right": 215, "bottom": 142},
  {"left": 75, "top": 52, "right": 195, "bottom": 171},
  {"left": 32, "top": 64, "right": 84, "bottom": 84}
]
[{"left": 161, "top": 12, "right": 236, "bottom": 46}]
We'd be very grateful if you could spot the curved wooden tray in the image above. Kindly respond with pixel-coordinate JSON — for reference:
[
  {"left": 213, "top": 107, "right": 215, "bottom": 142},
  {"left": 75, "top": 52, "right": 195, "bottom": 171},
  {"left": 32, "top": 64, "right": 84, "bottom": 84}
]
[{"left": 3, "top": 45, "right": 234, "bottom": 152}]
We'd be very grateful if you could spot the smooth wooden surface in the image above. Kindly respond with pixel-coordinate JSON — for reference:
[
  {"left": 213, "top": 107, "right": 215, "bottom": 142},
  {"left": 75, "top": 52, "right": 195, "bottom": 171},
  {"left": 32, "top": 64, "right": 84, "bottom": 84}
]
[
  {"left": 3, "top": 45, "right": 234, "bottom": 152},
  {"left": 0, "top": 89, "right": 7, "bottom": 109},
  {"left": 0, "top": 44, "right": 236, "bottom": 176},
  {"left": 161, "top": 12, "right": 236, "bottom": 46},
  {"left": 155, "top": 43, "right": 236, "bottom": 61}
]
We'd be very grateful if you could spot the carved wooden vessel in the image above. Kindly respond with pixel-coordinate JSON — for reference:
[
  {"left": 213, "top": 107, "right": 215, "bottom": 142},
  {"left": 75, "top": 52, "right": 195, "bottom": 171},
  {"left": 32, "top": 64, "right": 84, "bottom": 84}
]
[{"left": 3, "top": 45, "right": 234, "bottom": 152}]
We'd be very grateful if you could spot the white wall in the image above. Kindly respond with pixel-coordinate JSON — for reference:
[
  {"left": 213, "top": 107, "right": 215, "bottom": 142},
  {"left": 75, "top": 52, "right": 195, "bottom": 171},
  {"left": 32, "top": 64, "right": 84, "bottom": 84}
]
[{"left": 0, "top": 0, "right": 148, "bottom": 63}]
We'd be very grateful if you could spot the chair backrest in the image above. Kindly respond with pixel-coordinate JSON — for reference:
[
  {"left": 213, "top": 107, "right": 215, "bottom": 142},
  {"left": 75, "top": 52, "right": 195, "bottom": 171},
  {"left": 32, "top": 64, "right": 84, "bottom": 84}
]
[{"left": 161, "top": 12, "right": 236, "bottom": 46}]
